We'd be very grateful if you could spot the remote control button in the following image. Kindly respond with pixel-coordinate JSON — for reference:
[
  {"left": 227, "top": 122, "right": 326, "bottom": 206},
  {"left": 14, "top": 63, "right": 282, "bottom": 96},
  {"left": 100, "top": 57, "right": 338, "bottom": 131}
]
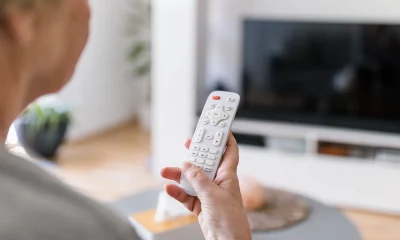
[
  {"left": 196, "top": 128, "right": 205, "bottom": 143},
  {"left": 211, "top": 119, "right": 219, "bottom": 126},
  {"left": 207, "top": 154, "right": 216, "bottom": 160},
  {"left": 199, "top": 153, "right": 207, "bottom": 158},
  {"left": 194, "top": 163, "right": 203, "bottom": 169},
  {"left": 201, "top": 147, "right": 209, "bottom": 152},
  {"left": 190, "top": 151, "right": 198, "bottom": 156},
  {"left": 211, "top": 112, "right": 221, "bottom": 119},
  {"left": 212, "top": 96, "right": 221, "bottom": 100},
  {"left": 219, "top": 122, "right": 226, "bottom": 128},
  {"left": 204, "top": 166, "right": 213, "bottom": 172},
  {"left": 210, "top": 148, "right": 218, "bottom": 154},
  {"left": 205, "top": 135, "right": 213, "bottom": 140},
  {"left": 202, "top": 119, "right": 209, "bottom": 125},
  {"left": 227, "top": 97, "right": 235, "bottom": 102},
  {"left": 213, "top": 132, "right": 224, "bottom": 146},
  {"left": 191, "top": 146, "right": 200, "bottom": 151},
  {"left": 216, "top": 105, "right": 223, "bottom": 110},
  {"left": 224, "top": 106, "right": 231, "bottom": 111},
  {"left": 188, "top": 157, "right": 197, "bottom": 162},
  {"left": 221, "top": 113, "right": 229, "bottom": 119},
  {"left": 206, "top": 160, "right": 214, "bottom": 166},
  {"left": 208, "top": 104, "right": 215, "bottom": 109},
  {"left": 206, "top": 112, "right": 212, "bottom": 117},
  {"left": 197, "top": 158, "right": 205, "bottom": 164}
]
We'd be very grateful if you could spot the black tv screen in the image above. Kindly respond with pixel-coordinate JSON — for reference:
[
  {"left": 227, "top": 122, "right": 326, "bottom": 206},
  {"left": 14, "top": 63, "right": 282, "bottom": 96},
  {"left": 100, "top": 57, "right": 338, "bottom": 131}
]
[{"left": 240, "top": 19, "right": 400, "bottom": 133}]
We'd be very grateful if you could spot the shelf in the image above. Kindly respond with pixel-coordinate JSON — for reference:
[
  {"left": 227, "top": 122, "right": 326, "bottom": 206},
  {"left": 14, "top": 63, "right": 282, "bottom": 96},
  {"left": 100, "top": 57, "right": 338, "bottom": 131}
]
[{"left": 237, "top": 145, "right": 400, "bottom": 214}]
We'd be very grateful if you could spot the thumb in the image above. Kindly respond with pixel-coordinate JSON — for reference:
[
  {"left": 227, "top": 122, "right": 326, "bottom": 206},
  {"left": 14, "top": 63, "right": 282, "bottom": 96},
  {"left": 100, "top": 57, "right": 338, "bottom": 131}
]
[{"left": 182, "top": 162, "right": 215, "bottom": 200}]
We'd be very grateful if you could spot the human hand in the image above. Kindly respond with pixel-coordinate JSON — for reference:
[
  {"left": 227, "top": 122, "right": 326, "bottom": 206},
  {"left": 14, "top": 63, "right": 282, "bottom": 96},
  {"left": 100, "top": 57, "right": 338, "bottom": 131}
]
[{"left": 160, "top": 132, "right": 251, "bottom": 240}]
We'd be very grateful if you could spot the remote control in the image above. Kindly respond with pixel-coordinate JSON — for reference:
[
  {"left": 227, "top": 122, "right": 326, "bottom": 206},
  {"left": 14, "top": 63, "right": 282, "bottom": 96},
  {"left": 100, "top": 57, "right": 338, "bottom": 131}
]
[{"left": 180, "top": 91, "right": 240, "bottom": 196}]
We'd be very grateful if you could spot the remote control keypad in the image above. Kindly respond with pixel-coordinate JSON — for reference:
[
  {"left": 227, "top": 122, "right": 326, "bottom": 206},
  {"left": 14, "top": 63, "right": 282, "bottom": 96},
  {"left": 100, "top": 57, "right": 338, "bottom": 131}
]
[{"left": 188, "top": 145, "right": 220, "bottom": 174}]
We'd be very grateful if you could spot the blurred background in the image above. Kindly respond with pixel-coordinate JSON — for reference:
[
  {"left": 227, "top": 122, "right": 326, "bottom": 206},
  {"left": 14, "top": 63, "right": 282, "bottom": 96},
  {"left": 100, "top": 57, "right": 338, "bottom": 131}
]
[{"left": 5, "top": 0, "right": 400, "bottom": 239}]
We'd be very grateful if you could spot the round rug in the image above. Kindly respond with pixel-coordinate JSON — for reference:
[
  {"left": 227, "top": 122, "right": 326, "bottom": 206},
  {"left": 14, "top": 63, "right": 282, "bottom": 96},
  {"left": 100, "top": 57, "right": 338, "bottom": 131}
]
[{"left": 246, "top": 188, "right": 311, "bottom": 231}]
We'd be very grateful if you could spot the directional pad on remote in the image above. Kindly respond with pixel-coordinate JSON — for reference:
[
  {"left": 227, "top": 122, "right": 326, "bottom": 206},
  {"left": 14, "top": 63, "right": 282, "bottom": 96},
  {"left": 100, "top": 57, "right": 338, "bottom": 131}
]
[{"left": 205, "top": 105, "right": 230, "bottom": 126}]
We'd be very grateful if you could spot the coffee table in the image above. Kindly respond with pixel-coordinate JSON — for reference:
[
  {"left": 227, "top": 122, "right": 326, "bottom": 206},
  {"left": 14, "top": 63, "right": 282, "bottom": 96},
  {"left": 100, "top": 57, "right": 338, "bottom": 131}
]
[{"left": 110, "top": 188, "right": 361, "bottom": 240}]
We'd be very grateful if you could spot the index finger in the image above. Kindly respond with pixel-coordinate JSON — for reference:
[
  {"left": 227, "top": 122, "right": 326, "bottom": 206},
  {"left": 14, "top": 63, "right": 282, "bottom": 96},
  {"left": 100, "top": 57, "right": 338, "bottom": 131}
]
[{"left": 218, "top": 132, "right": 239, "bottom": 173}]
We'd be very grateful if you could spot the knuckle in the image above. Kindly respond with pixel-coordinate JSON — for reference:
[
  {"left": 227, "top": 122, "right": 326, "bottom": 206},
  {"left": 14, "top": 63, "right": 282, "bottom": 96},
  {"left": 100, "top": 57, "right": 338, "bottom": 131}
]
[{"left": 187, "top": 167, "right": 202, "bottom": 180}]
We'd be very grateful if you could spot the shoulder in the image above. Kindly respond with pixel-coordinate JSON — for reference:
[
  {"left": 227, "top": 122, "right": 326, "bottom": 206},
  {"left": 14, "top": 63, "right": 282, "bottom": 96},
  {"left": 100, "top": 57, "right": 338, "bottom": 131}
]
[{"left": 0, "top": 147, "right": 140, "bottom": 240}]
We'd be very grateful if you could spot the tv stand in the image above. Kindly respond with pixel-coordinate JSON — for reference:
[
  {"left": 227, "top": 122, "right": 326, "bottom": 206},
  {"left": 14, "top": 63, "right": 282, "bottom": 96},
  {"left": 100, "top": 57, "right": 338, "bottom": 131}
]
[{"left": 232, "top": 118, "right": 400, "bottom": 214}]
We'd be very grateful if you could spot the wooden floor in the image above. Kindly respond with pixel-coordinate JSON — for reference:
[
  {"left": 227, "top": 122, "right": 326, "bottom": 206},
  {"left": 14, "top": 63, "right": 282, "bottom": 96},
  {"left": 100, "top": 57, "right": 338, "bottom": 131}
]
[{"left": 50, "top": 121, "right": 400, "bottom": 240}]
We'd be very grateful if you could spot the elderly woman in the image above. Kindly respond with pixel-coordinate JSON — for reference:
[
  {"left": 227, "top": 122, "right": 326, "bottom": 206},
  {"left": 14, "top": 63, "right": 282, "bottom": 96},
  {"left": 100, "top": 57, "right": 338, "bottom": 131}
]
[{"left": 0, "top": 0, "right": 251, "bottom": 239}]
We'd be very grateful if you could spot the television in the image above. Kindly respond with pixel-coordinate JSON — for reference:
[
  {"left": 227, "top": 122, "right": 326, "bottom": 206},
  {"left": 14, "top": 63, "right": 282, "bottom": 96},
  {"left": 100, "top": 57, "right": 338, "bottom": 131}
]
[{"left": 239, "top": 19, "right": 400, "bottom": 134}]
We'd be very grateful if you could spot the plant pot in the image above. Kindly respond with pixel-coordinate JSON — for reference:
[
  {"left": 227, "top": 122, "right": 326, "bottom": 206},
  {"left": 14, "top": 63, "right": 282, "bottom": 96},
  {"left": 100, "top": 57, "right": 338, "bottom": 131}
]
[{"left": 14, "top": 118, "right": 69, "bottom": 160}]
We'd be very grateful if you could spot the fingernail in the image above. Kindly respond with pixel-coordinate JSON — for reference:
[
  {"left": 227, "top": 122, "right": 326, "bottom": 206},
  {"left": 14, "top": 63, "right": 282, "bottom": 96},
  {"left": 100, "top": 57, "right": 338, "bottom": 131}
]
[{"left": 182, "top": 162, "right": 192, "bottom": 172}]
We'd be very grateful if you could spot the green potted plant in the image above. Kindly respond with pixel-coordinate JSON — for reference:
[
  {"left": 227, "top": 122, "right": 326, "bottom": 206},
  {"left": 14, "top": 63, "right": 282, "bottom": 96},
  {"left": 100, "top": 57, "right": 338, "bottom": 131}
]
[{"left": 14, "top": 101, "right": 71, "bottom": 159}]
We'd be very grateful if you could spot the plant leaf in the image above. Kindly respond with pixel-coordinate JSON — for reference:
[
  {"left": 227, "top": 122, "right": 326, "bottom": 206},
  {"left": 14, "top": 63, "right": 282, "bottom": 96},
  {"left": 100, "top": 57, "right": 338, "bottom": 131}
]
[
  {"left": 130, "top": 43, "right": 146, "bottom": 61},
  {"left": 136, "top": 62, "right": 150, "bottom": 77}
]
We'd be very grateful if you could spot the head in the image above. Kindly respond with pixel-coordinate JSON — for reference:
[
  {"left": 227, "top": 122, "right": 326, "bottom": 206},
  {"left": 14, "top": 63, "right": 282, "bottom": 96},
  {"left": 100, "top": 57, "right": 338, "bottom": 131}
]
[
  {"left": 0, "top": 0, "right": 90, "bottom": 100},
  {"left": 0, "top": 0, "right": 90, "bottom": 138}
]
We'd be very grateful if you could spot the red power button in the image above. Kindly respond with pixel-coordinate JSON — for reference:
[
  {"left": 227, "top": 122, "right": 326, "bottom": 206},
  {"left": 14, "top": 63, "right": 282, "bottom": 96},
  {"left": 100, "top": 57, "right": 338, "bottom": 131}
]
[{"left": 212, "top": 96, "right": 221, "bottom": 100}]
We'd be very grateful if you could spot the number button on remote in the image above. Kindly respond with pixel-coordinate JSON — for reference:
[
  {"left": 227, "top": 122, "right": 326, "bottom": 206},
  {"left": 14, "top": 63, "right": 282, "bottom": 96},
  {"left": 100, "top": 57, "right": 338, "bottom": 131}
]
[
  {"left": 199, "top": 153, "right": 207, "bottom": 158},
  {"left": 194, "top": 163, "right": 203, "bottom": 169},
  {"left": 206, "top": 160, "right": 214, "bottom": 166},
  {"left": 202, "top": 119, "right": 209, "bottom": 125},
  {"left": 208, "top": 104, "right": 215, "bottom": 109},
  {"left": 205, "top": 135, "right": 213, "bottom": 140},
  {"left": 219, "top": 122, "right": 226, "bottom": 128},
  {"left": 207, "top": 154, "right": 216, "bottom": 160},
  {"left": 198, "top": 128, "right": 205, "bottom": 134},
  {"left": 224, "top": 106, "right": 231, "bottom": 111},
  {"left": 195, "top": 136, "right": 202, "bottom": 143},
  {"left": 197, "top": 158, "right": 205, "bottom": 164},
  {"left": 216, "top": 105, "right": 223, "bottom": 110},
  {"left": 201, "top": 147, "right": 209, "bottom": 152},
  {"left": 190, "top": 151, "right": 198, "bottom": 156},
  {"left": 204, "top": 166, "right": 213, "bottom": 172},
  {"left": 191, "top": 146, "right": 200, "bottom": 151},
  {"left": 210, "top": 148, "right": 218, "bottom": 154}
]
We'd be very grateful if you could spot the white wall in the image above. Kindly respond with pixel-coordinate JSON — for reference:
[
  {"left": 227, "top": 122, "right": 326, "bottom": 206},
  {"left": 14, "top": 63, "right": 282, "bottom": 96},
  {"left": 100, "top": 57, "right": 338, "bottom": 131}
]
[
  {"left": 151, "top": 0, "right": 199, "bottom": 175},
  {"left": 59, "top": 0, "right": 145, "bottom": 140}
]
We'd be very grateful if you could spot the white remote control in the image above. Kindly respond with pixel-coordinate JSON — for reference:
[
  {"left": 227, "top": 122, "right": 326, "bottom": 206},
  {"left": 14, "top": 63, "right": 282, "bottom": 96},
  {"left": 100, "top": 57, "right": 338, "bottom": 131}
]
[{"left": 180, "top": 91, "right": 240, "bottom": 196}]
